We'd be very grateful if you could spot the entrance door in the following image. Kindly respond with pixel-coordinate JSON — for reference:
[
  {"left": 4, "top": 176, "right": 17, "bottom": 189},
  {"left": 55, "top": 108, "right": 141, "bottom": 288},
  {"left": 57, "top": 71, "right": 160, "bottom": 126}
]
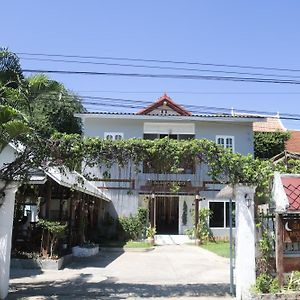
[{"left": 156, "top": 197, "right": 179, "bottom": 234}]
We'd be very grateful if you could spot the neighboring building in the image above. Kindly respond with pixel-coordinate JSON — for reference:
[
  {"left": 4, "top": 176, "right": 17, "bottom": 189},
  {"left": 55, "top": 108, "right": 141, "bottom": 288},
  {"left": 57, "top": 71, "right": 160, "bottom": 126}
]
[
  {"left": 271, "top": 172, "right": 300, "bottom": 272},
  {"left": 285, "top": 130, "right": 300, "bottom": 153},
  {"left": 253, "top": 114, "right": 300, "bottom": 155},
  {"left": 253, "top": 115, "right": 286, "bottom": 133},
  {"left": 76, "top": 94, "right": 265, "bottom": 237}
]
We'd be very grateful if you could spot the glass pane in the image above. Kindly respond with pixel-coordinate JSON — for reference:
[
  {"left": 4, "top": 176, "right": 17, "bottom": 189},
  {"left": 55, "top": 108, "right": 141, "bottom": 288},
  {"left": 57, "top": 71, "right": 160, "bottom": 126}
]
[
  {"left": 209, "top": 202, "right": 224, "bottom": 227},
  {"left": 115, "top": 134, "right": 123, "bottom": 140},
  {"left": 168, "top": 134, "right": 178, "bottom": 140},
  {"left": 106, "top": 134, "right": 113, "bottom": 140},
  {"left": 226, "top": 202, "right": 236, "bottom": 228},
  {"left": 143, "top": 134, "right": 158, "bottom": 140},
  {"left": 226, "top": 138, "right": 233, "bottom": 150},
  {"left": 178, "top": 134, "right": 195, "bottom": 140},
  {"left": 217, "top": 138, "right": 224, "bottom": 146}
]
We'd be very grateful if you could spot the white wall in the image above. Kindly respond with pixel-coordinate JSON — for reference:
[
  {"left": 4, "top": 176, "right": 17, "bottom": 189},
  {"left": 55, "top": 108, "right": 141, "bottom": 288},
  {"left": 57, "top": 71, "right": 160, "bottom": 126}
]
[
  {"left": 178, "top": 196, "right": 194, "bottom": 234},
  {"left": 0, "top": 145, "right": 17, "bottom": 170},
  {"left": 0, "top": 182, "right": 18, "bottom": 299}
]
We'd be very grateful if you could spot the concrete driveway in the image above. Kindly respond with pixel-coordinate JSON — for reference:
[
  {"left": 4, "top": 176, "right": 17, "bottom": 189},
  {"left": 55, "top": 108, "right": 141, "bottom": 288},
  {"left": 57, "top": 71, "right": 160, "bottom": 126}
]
[{"left": 8, "top": 244, "right": 233, "bottom": 299}]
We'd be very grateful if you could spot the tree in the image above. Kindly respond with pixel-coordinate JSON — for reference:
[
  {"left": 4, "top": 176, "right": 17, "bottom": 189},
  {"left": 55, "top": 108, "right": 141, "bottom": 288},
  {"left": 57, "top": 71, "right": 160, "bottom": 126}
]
[
  {"left": 0, "top": 49, "right": 85, "bottom": 136},
  {"left": 254, "top": 131, "right": 290, "bottom": 159},
  {"left": 0, "top": 47, "right": 23, "bottom": 88},
  {"left": 0, "top": 105, "right": 30, "bottom": 152}
]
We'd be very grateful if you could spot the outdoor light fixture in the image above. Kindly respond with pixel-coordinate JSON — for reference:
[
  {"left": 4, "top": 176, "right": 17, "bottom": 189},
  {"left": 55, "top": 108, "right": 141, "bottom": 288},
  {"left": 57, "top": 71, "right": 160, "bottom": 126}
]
[
  {"left": 245, "top": 193, "right": 251, "bottom": 208},
  {"left": 151, "top": 193, "right": 155, "bottom": 200}
]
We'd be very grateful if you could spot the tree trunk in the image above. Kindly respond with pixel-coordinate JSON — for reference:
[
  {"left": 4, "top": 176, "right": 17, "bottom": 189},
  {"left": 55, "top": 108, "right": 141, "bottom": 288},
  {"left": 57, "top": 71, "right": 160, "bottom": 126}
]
[{"left": 0, "top": 181, "right": 18, "bottom": 300}]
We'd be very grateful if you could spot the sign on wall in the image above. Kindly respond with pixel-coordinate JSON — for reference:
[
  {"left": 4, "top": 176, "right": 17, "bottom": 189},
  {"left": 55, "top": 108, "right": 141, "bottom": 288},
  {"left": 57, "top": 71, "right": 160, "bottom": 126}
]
[{"left": 283, "top": 218, "right": 300, "bottom": 243}]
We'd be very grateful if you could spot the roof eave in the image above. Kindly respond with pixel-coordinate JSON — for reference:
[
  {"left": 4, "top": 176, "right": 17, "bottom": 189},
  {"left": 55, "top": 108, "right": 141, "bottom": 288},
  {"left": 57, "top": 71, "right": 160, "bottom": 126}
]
[{"left": 75, "top": 113, "right": 266, "bottom": 123}]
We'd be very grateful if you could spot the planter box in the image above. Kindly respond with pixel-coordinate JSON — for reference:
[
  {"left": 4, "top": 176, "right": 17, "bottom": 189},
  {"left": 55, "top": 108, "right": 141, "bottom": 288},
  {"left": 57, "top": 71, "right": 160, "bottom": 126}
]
[
  {"left": 72, "top": 245, "right": 99, "bottom": 257},
  {"left": 250, "top": 292, "right": 300, "bottom": 300},
  {"left": 10, "top": 254, "right": 72, "bottom": 270}
]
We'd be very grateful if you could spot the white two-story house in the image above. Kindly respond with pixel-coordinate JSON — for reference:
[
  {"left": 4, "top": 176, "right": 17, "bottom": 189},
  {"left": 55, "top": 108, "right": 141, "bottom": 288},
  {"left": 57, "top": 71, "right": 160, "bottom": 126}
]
[{"left": 76, "top": 94, "right": 265, "bottom": 237}]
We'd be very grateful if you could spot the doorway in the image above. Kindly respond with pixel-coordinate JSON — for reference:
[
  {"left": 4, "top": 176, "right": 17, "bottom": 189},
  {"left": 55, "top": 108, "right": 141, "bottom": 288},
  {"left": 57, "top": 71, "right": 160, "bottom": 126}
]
[{"left": 155, "top": 196, "right": 179, "bottom": 234}]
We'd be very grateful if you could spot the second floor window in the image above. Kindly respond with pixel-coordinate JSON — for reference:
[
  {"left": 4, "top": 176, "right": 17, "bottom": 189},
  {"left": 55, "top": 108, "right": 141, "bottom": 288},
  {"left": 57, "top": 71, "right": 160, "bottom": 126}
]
[
  {"left": 216, "top": 135, "right": 235, "bottom": 153},
  {"left": 104, "top": 132, "right": 124, "bottom": 140}
]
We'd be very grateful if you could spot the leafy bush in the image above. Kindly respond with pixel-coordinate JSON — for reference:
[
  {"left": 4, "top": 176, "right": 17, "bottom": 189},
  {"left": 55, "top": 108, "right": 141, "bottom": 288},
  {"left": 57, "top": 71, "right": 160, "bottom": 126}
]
[
  {"left": 146, "top": 226, "right": 156, "bottom": 238},
  {"left": 286, "top": 271, "right": 300, "bottom": 291},
  {"left": 186, "top": 208, "right": 212, "bottom": 244},
  {"left": 38, "top": 219, "right": 67, "bottom": 258},
  {"left": 254, "top": 131, "right": 290, "bottom": 159},
  {"left": 252, "top": 274, "right": 280, "bottom": 294},
  {"left": 118, "top": 207, "right": 148, "bottom": 241}
]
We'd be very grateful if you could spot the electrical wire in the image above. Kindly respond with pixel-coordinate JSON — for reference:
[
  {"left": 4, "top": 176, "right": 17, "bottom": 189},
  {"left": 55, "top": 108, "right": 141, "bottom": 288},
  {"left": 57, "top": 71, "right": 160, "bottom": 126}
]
[
  {"left": 22, "top": 69, "right": 300, "bottom": 85},
  {"left": 17, "top": 51, "right": 300, "bottom": 73},
  {"left": 19, "top": 56, "right": 300, "bottom": 80}
]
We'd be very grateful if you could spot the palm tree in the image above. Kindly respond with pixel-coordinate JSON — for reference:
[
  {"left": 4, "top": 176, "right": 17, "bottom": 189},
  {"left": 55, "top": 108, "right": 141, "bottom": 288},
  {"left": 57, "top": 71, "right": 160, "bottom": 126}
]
[
  {"left": 0, "top": 105, "right": 30, "bottom": 152},
  {"left": 0, "top": 48, "right": 23, "bottom": 87}
]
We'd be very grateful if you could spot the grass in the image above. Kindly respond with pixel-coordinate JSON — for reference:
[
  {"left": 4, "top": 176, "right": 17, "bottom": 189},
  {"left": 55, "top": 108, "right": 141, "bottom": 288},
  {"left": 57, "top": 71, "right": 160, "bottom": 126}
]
[
  {"left": 100, "top": 240, "right": 153, "bottom": 249},
  {"left": 124, "top": 241, "right": 152, "bottom": 248},
  {"left": 200, "top": 241, "right": 231, "bottom": 258}
]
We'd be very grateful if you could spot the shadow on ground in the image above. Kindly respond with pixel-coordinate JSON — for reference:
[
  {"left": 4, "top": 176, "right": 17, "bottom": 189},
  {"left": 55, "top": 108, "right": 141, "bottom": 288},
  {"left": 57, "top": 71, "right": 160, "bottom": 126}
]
[
  {"left": 69, "top": 251, "right": 124, "bottom": 269},
  {"left": 8, "top": 274, "right": 231, "bottom": 299}
]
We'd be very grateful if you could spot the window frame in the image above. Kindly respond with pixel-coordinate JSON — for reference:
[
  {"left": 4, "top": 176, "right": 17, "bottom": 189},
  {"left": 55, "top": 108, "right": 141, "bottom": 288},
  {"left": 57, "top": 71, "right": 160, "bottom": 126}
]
[
  {"left": 208, "top": 200, "right": 236, "bottom": 229},
  {"left": 104, "top": 132, "right": 124, "bottom": 140},
  {"left": 215, "top": 135, "right": 235, "bottom": 153}
]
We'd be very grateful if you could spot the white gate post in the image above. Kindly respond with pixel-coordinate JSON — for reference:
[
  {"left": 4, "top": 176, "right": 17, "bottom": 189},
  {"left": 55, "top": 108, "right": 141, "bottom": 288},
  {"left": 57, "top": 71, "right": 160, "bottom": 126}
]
[
  {"left": 235, "top": 185, "right": 256, "bottom": 300},
  {"left": 0, "top": 181, "right": 18, "bottom": 300}
]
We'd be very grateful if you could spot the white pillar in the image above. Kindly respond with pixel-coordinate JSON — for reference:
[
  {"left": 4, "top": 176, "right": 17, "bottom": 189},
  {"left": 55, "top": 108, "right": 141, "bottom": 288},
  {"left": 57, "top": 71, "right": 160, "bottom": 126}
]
[
  {"left": 0, "top": 181, "right": 18, "bottom": 300},
  {"left": 235, "top": 185, "right": 256, "bottom": 300}
]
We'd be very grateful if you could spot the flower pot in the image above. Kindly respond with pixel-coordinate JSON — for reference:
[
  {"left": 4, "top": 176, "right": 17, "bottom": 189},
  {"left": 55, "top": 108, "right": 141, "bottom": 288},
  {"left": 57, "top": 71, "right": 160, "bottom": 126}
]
[{"left": 147, "top": 237, "right": 155, "bottom": 246}]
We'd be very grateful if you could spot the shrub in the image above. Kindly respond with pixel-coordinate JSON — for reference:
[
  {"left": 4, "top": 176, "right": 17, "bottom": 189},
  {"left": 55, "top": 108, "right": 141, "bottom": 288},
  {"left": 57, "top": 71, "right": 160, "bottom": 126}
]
[
  {"left": 253, "top": 274, "right": 280, "bottom": 294},
  {"left": 146, "top": 226, "right": 156, "bottom": 238},
  {"left": 118, "top": 207, "right": 148, "bottom": 241},
  {"left": 38, "top": 219, "right": 67, "bottom": 258},
  {"left": 286, "top": 271, "right": 300, "bottom": 291},
  {"left": 186, "top": 208, "right": 212, "bottom": 243}
]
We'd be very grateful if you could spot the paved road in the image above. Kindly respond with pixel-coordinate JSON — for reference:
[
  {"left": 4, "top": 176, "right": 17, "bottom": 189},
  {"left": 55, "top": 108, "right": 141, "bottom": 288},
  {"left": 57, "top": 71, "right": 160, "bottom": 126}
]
[{"left": 8, "top": 244, "right": 233, "bottom": 299}]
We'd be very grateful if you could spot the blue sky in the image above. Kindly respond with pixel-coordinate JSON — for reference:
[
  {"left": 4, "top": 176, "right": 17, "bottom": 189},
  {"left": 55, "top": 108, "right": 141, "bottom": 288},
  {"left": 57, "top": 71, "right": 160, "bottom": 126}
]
[{"left": 2, "top": 1, "right": 300, "bottom": 129}]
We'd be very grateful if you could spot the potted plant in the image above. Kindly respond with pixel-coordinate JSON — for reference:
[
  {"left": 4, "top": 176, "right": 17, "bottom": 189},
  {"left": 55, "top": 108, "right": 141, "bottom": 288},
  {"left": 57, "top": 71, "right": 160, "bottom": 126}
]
[{"left": 146, "top": 225, "right": 156, "bottom": 246}]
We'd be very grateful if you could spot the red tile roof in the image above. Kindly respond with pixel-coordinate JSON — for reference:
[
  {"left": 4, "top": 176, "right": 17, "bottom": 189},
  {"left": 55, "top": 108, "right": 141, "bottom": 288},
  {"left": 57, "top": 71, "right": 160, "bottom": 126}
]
[
  {"left": 285, "top": 131, "right": 300, "bottom": 153},
  {"left": 281, "top": 177, "right": 300, "bottom": 211},
  {"left": 253, "top": 116, "right": 286, "bottom": 132},
  {"left": 137, "top": 94, "right": 191, "bottom": 116}
]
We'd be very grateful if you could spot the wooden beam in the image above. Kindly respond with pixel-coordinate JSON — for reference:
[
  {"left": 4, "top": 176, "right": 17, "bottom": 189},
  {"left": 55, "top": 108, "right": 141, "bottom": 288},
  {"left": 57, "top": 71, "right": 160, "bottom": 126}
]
[
  {"left": 275, "top": 213, "right": 284, "bottom": 286},
  {"left": 195, "top": 198, "right": 199, "bottom": 228},
  {"left": 45, "top": 180, "right": 51, "bottom": 219}
]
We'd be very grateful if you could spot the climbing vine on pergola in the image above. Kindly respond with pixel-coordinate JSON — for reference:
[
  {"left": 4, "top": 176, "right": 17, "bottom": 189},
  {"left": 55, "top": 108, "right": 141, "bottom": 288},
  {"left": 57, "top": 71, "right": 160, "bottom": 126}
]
[{"left": 49, "top": 133, "right": 278, "bottom": 197}]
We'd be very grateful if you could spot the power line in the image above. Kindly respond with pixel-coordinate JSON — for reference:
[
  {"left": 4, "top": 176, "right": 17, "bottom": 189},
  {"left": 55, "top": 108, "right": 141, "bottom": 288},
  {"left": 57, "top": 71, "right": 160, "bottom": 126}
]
[
  {"left": 22, "top": 68, "right": 300, "bottom": 85},
  {"left": 17, "top": 51, "right": 300, "bottom": 73},
  {"left": 19, "top": 56, "right": 300, "bottom": 80},
  {"left": 73, "top": 90, "right": 300, "bottom": 95},
  {"left": 40, "top": 93, "right": 300, "bottom": 119}
]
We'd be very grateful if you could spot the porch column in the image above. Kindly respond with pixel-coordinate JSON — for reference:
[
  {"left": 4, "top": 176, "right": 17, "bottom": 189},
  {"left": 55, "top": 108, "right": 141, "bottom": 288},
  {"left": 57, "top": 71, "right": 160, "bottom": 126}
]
[
  {"left": 235, "top": 185, "right": 256, "bottom": 300},
  {"left": 0, "top": 181, "right": 18, "bottom": 300},
  {"left": 275, "top": 213, "right": 284, "bottom": 286},
  {"left": 194, "top": 195, "right": 199, "bottom": 228}
]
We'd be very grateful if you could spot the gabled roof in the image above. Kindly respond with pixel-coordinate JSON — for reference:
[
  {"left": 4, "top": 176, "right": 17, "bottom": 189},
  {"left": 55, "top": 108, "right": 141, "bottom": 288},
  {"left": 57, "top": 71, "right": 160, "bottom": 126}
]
[
  {"left": 137, "top": 94, "right": 192, "bottom": 116},
  {"left": 281, "top": 176, "right": 300, "bottom": 211},
  {"left": 272, "top": 172, "right": 300, "bottom": 213},
  {"left": 253, "top": 116, "right": 286, "bottom": 132}
]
